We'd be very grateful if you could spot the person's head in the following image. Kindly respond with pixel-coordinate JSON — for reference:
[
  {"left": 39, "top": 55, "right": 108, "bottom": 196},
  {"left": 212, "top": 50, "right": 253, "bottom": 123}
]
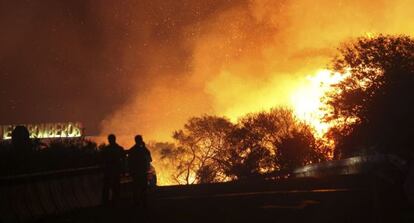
[
  {"left": 107, "top": 134, "right": 116, "bottom": 145},
  {"left": 134, "top": 135, "right": 144, "bottom": 145},
  {"left": 11, "top": 125, "right": 31, "bottom": 150}
]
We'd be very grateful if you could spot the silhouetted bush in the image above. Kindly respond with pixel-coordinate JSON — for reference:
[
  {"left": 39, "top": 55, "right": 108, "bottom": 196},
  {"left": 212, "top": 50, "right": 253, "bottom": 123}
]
[
  {"left": 163, "top": 108, "right": 328, "bottom": 184},
  {"left": 0, "top": 137, "right": 99, "bottom": 176}
]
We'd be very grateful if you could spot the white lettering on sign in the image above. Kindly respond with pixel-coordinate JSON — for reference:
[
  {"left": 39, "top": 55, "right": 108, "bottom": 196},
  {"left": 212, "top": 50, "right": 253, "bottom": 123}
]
[{"left": 1, "top": 122, "right": 83, "bottom": 140}]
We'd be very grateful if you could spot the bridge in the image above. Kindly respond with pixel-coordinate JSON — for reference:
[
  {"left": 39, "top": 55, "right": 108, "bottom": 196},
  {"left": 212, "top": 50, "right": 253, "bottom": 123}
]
[{"left": 0, "top": 155, "right": 412, "bottom": 223}]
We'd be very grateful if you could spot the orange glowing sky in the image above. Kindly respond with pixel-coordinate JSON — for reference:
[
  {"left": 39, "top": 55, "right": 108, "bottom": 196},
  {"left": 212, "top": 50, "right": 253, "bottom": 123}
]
[
  {"left": 96, "top": 0, "right": 414, "bottom": 186},
  {"left": 4, "top": 0, "right": 414, "bottom": 186},
  {"left": 2, "top": 1, "right": 414, "bottom": 143},
  {"left": 99, "top": 0, "right": 414, "bottom": 147}
]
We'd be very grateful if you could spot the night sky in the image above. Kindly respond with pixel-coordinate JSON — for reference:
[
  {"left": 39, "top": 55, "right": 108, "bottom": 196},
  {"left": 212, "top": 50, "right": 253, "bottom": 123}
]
[
  {"left": 0, "top": 0, "right": 240, "bottom": 135},
  {"left": 2, "top": 0, "right": 412, "bottom": 139}
]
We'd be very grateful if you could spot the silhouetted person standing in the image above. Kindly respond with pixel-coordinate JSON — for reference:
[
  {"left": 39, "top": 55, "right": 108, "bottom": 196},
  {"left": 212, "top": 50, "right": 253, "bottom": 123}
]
[
  {"left": 101, "top": 134, "right": 125, "bottom": 205},
  {"left": 128, "top": 135, "right": 152, "bottom": 207},
  {"left": 11, "top": 125, "right": 31, "bottom": 152},
  {"left": 11, "top": 126, "right": 33, "bottom": 174}
]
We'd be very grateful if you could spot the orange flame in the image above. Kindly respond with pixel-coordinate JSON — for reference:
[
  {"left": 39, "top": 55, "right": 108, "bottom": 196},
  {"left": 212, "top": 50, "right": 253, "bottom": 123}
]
[
  {"left": 291, "top": 69, "right": 349, "bottom": 137},
  {"left": 98, "top": 0, "right": 414, "bottom": 185}
]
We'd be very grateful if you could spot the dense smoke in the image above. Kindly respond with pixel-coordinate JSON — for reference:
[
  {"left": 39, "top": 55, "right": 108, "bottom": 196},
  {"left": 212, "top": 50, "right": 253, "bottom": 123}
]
[
  {"left": 2, "top": 0, "right": 413, "bottom": 185},
  {"left": 0, "top": 0, "right": 414, "bottom": 143},
  {"left": 0, "top": 0, "right": 414, "bottom": 144},
  {"left": 100, "top": 0, "right": 414, "bottom": 145},
  {"left": 2, "top": 0, "right": 414, "bottom": 143}
]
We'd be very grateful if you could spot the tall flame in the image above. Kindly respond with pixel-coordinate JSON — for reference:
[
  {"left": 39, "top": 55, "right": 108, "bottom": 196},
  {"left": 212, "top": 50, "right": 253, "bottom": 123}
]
[
  {"left": 96, "top": 0, "right": 414, "bottom": 185},
  {"left": 291, "top": 69, "right": 348, "bottom": 137}
]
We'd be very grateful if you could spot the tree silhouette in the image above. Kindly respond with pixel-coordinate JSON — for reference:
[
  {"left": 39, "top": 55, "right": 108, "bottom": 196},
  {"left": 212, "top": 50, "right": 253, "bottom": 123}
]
[
  {"left": 170, "top": 108, "right": 327, "bottom": 183},
  {"left": 325, "top": 35, "right": 414, "bottom": 158},
  {"left": 219, "top": 108, "right": 300, "bottom": 178},
  {"left": 220, "top": 124, "right": 272, "bottom": 179},
  {"left": 172, "top": 116, "right": 234, "bottom": 184},
  {"left": 275, "top": 127, "right": 322, "bottom": 171}
]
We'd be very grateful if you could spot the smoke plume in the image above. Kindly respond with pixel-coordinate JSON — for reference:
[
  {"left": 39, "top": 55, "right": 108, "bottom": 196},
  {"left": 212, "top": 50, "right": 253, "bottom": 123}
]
[{"left": 100, "top": 0, "right": 414, "bottom": 146}]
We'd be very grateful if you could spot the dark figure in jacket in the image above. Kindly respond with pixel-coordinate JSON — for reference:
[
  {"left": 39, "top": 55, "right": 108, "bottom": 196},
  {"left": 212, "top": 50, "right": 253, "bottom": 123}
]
[
  {"left": 128, "top": 135, "right": 152, "bottom": 207},
  {"left": 101, "top": 134, "right": 125, "bottom": 204}
]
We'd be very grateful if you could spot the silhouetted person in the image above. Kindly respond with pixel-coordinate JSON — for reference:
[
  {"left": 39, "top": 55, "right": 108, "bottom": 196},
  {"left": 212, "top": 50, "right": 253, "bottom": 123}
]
[
  {"left": 128, "top": 135, "right": 152, "bottom": 207},
  {"left": 101, "top": 134, "right": 125, "bottom": 204},
  {"left": 11, "top": 125, "right": 31, "bottom": 152},
  {"left": 11, "top": 126, "right": 33, "bottom": 174}
]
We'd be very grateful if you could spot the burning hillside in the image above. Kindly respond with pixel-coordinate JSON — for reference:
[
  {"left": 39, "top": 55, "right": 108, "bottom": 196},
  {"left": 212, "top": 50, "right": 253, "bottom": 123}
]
[
  {"left": 100, "top": 0, "right": 414, "bottom": 142},
  {"left": 94, "top": 0, "right": 414, "bottom": 185}
]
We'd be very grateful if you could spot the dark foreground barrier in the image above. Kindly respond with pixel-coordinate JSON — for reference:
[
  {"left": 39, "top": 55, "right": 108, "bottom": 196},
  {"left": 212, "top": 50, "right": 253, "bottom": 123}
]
[
  {"left": 146, "top": 155, "right": 411, "bottom": 223},
  {"left": 1, "top": 155, "right": 411, "bottom": 223},
  {"left": 0, "top": 166, "right": 102, "bottom": 223},
  {"left": 147, "top": 175, "right": 375, "bottom": 223},
  {"left": 292, "top": 154, "right": 407, "bottom": 178}
]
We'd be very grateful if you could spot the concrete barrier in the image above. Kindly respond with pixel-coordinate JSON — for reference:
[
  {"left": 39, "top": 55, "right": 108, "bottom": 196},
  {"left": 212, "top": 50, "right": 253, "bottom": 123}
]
[
  {"left": 49, "top": 179, "right": 69, "bottom": 214},
  {"left": 79, "top": 174, "right": 96, "bottom": 207},
  {"left": 36, "top": 181, "right": 57, "bottom": 215},
  {"left": 78, "top": 176, "right": 92, "bottom": 208},
  {"left": 0, "top": 166, "right": 102, "bottom": 223},
  {"left": 25, "top": 182, "right": 44, "bottom": 219},
  {"left": 70, "top": 176, "right": 89, "bottom": 208},
  {"left": 60, "top": 178, "right": 78, "bottom": 210},
  {"left": 10, "top": 184, "right": 32, "bottom": 222},
  {"left": 0, "top": 185, "right": 17, "bottom": 223},
  {"left": 86, "top": 174, "right": 102, "bottom": 206}
]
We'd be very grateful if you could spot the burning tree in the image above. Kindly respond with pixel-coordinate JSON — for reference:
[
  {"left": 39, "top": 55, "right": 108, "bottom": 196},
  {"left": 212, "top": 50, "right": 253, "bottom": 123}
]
[
  {"left": 217, "top": 110, "right": 280, "bottom": 179},
  {"left": 171, "top": 116, "right": 234, "bottom": 184},
  {"left": 275, "top": 123, "right": 325, "bottom": 171},
  {"left": 325, "top": 35, "right": 414, "bottom": 158},
  {"left": 219, "top": 108, "right": 322, "bottom": 178},
  {"left": 169, "top": 108, "right": 327, "bottom": 184}
]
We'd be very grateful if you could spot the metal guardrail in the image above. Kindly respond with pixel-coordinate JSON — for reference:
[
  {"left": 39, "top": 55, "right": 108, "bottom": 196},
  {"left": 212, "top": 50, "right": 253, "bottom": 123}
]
[{"left": 292, "top": 154, "right": 407, "bottom": 178}]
